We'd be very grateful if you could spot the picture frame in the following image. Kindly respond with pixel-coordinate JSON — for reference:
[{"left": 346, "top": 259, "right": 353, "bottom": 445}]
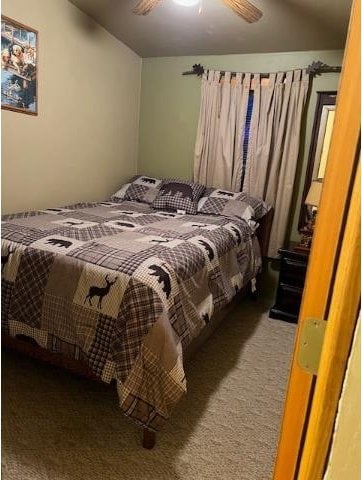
[
  {"left": 298, "top": 91, "right": 337, "bottom": 230},
  {"left": 313, "top": 104, "right": 336, "bottom": 180},
  {"left": 1, "top": 15, "right": 38, "bottom": 115}
]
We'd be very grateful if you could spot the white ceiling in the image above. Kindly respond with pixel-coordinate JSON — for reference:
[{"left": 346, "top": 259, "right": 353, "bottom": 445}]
[{"left": 69, "top": 0, "right": 351, "bottom": 58}]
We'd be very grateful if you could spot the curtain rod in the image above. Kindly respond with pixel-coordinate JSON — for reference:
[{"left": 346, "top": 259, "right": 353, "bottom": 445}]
[{"left": 182, "top": 61, "right": 342, "bottom": 78}]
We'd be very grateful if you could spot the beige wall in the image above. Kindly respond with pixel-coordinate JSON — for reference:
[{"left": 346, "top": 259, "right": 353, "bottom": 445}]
[
  {"left": 2, "top": 0, "right": 142, "bottom": 214},
  {"left": 324, "top": 318, "right": 361, "bottom": 480},
  {"left": 138, "top": 50, "right": 343, "bottom": 243}
]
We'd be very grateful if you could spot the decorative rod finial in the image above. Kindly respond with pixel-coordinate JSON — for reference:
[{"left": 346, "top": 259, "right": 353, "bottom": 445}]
[
  {"left": 192, "top": 64, "right": 205, "bottom": 76},
  {"left": 306, "top": 61, "right": 342, "bottom": 77},
  {"left": 182, "top": 63, "right": 205, "bottom": 76}
]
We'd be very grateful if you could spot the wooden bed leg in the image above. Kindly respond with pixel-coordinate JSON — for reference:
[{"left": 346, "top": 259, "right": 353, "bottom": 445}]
[{"left": 142, "top": 428, "right": 156, "bottom": 449}]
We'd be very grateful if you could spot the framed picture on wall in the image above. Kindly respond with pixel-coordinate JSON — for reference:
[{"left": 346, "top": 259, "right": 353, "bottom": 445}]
[
  {"left": 298, "top": 91, "right": 337, "bottom": 230},
  {"left": 1, "top": 15, "right": 38, "bottom": 115}
]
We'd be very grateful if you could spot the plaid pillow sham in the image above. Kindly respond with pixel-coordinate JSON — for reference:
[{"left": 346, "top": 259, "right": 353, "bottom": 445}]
[
  {"left": 111, "top": 175, "right": 162, "bottom": 204},
  {"left": 152, "top": 179, "right": 205, "bottom": 215},
  {"left": 197, "top": 188, "right": 270, "bottom": 220}
]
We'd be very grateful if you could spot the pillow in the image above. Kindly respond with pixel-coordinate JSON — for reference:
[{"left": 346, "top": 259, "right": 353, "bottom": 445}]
[
  {"left": 111, "top": 175, "right": 162, "bottom": 204},
  {"left": 197, "top": 187, "right": 270, "bottom": 220},
  {"left": 152, "top": 179, "right": 205, "bottom": 215}
]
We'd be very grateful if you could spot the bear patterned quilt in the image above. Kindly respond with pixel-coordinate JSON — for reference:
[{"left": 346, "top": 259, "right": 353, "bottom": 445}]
[{"left": 1, "top": 200, "right": 261, "bottom": 430}]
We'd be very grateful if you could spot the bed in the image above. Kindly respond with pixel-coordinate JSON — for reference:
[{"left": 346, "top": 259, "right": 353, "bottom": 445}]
[{"left": 2, "top": 181, "right": 272, "bottom": 448}]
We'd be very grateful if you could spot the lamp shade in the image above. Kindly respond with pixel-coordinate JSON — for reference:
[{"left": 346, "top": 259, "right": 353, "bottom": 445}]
[{"left": 305, "top": 180, "right": 322, "bottom": 207}]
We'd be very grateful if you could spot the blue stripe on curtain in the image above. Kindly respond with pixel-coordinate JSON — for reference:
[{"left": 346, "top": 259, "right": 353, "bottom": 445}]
[{"left": 240, "top": 91, "right": 254, "bottom": 191}]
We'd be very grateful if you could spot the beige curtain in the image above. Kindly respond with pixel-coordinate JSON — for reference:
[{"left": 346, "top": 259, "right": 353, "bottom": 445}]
[
  {"left": 193, "top": 70, "right": 220, "bottom": 187},
  {"left": 244, "top": 70, "right": 310, "bottom": 256},
  {"left": 231, "top": 73, "right": 252, "bottom": 191},
  {"left": 193, "top": 68, "right": 310, "bottom": 257},
  {"left": 194, "top": 71, "right": 250, "bottom": 190}
]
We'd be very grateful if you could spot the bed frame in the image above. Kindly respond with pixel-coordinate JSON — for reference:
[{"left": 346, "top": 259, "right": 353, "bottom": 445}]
[{"left": 2, "top": 208, "right": 273, "bottom": 449}]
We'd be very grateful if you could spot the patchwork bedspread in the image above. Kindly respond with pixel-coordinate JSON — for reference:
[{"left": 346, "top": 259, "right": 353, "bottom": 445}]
[{"left": 2, "top": 200, "right": 261, "bottom": 430}]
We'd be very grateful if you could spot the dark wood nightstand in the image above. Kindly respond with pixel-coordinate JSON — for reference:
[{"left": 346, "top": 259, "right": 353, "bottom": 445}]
[{"left": 269, "top": 246, "right": 309, "bottom": 323}]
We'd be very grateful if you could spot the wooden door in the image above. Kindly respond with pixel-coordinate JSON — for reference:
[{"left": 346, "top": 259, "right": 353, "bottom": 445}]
[{"left": 273, "top": 0, "right": 361, "bottom": 478}]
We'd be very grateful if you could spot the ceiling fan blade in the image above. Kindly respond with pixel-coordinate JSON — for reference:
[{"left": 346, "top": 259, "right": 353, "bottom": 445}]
[
  {"left": 222, "top": 0, "right": 263, "bottom": 23},
  {"left": 133, "top": 0, "right": 163, "bottom": 15}
]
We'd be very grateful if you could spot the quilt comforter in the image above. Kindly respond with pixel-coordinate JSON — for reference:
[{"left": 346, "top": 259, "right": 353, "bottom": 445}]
[{"left": 2, "top": 200, "right": 261, "bottom": 430}]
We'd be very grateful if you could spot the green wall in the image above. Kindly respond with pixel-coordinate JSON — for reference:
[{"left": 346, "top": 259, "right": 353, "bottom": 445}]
[{"left": 138, "top": 49, "right": 343, "bottom": 242}]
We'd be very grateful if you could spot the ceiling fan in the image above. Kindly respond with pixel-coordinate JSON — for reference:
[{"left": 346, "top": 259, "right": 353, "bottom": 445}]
[{"left": 132, "top": 0, "right": 263, "bottom": 23}]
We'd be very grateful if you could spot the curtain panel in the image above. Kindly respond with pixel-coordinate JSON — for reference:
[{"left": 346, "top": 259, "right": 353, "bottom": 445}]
[{"left": 193, "top": 69, "right": 310, "bottom": 257}]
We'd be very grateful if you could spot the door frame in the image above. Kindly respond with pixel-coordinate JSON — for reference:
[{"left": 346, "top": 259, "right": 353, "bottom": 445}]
[{"left": 273, "top": 0, "right": 361, "bottom": 478}]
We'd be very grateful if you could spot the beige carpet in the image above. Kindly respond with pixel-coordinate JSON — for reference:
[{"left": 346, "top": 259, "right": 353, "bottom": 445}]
[{"left": 2, "top": 298, "right": 296, "bottom": 480}]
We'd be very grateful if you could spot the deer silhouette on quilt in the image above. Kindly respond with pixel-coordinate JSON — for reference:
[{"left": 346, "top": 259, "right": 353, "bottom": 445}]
[{"left": 84, "top": 274, "right": 117, "bottom": 309}]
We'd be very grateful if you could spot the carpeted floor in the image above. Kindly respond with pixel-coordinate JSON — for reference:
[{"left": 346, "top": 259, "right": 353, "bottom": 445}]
[{"left": 2, "top": 296, "right": 296, "bottom": 480}]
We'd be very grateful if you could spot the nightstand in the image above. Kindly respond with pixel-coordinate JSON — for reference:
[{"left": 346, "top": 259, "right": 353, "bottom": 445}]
[{"left": 269, "top": 246, "right": 309, "bottom": 323}]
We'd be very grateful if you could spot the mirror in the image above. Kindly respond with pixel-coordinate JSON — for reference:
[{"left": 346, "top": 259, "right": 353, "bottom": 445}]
[{"left": 298, "top": 91, "right": 337, "bottom": 230}]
